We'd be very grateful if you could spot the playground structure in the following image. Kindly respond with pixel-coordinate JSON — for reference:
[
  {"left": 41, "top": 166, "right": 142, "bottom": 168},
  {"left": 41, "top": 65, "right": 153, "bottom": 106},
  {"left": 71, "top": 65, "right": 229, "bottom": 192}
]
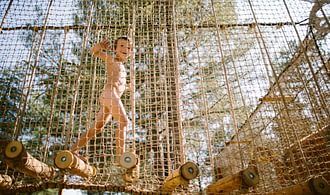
[{"left": 0, "top": 0, "right": 329, "bottom": 194}]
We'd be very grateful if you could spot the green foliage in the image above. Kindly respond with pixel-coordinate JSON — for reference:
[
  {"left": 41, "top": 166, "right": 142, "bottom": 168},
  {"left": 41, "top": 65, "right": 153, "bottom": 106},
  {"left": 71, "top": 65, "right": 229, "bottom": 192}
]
[
  {"left": 0, "top": 64, "right": 24, "bottom": 138},
  {"left": 176, "top": 0, "right": 237, "bottom": 25},
  {"left": 19, "top": 189, "right": 59, "bottom": 195}
]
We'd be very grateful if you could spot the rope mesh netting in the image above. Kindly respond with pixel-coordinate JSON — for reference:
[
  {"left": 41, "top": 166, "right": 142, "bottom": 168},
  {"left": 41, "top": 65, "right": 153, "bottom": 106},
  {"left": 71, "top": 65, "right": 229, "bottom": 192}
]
[{"left": 0, "top": 0, "right": 329, "bottom": 194}]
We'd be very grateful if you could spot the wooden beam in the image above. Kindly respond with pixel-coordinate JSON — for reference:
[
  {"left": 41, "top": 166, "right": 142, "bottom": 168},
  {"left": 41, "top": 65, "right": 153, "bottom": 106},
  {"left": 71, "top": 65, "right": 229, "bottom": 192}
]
[
  {"left": 160, "top": 161, "right": 199, "bottom": 192},
  {"left": 206, "top": 166, "right": 259, "bottom": 194},
  {"left": 4, "top": 141, "right": 55, "bottom": 179},
  {"left": 54, "top": 150, "right": 96, "bottom": 178},
  {"left": 267, "top": 176, "right": 330, "bottom": 195}
]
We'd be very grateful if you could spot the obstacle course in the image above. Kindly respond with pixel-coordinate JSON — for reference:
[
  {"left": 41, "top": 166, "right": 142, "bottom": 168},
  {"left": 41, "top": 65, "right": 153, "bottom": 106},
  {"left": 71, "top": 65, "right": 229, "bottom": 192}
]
[{"left": 0, "top": 0, "right": 329, "bottom": 194}]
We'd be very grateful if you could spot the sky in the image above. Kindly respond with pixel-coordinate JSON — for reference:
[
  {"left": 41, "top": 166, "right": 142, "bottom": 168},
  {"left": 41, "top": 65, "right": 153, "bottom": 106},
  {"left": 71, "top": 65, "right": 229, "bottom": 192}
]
[{"left": 63, "top": 189, "right": 83, "bottom": 195}]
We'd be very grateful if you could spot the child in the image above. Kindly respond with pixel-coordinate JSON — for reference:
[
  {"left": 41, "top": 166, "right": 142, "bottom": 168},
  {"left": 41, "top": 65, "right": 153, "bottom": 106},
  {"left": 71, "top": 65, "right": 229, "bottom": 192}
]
[{"left": 71, "top": 36, "right": 132, "bottom": 164}]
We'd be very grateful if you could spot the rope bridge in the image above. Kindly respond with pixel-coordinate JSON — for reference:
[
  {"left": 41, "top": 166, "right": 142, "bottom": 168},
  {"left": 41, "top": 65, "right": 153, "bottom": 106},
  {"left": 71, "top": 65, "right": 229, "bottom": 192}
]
[{"left": 0, "top": 0, "right": 329, "bottom": 194}]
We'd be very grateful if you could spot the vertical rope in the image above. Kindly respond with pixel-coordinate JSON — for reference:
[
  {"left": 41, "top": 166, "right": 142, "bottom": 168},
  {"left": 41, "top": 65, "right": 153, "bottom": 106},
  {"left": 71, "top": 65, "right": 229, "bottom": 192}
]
[
  {"left": 250, "top": 25, "right": 297, "bottom": 153},
  {"left": 222, "top": 28, "right": 259, "bottom": 165},
  {"left": 171, "top": 0, "right": 185, "bottom": 164},
  {"left": 250, "top": 0, "right": 306, "bottom": 179},
  {"left": 210, "top": 0, "right": 244, "bottom": 169},
  {"left": 194, "top": 40, "right": 215, "bottom": 178},
  {"left": 87, "top": 30, "right": 100, "bottom": 156},
  {"left": 283, "top": 0, "right": 329, "bottom": 117},
  {"left": 0, "top": 0, "right": 14, "bottom": 30},
  {"left": 129, "top": 0, "right": 137, "bottom": 152},
  {"left": 13, "top": 0, "right": 54, "bottom": 139},
  {"left": 282, "top": 0, "right": 330, "bottom": 178},
  {"left": 165, "top": 0, "right": 185, "bottom": 167},
  {"left": 65, "top": 1, "right": 94, "bottom": 148},
  {"left": 249, "top": 0, "right": 313, "bottom": 179},
  {"left": 279, "top": 28, "right": 322, "bottom": 130},
  {"left": 42, "top": 27, "right": 69, "bottom": 161}
]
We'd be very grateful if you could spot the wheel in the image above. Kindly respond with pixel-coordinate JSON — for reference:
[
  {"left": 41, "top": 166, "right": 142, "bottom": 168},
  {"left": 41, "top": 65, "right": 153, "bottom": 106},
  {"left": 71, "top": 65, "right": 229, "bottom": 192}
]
[
  {"left": 5, "top": 141, "right": 24, "bottom": 159},
  {"left": 54, "top": 150, "right": 74, "bottom": 169},
  {"left": 310, "top": 176, "right": 330, "bottom": 195},
  {"left": 120, "top": 152, "right": 138, "bottom": 169},
  {"left": 181, "top": 161, "right": 199, "bottom": 180},
  {"left": 241, "top": 166, "right": 259, "bottom": 187}
]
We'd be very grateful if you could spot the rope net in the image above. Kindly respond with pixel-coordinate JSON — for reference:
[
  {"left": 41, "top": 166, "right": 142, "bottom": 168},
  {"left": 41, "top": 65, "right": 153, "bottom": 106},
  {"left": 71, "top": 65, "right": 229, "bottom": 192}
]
[{"left": 0, "top": 0, "right": 329, "bottom": 194}]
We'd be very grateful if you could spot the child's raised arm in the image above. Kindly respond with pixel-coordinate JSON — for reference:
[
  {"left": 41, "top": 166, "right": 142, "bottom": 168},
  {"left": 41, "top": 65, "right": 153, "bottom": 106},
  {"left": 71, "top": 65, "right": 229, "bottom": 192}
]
[{"left": 91, "top": 40, "right": 113, "bottom": 62}]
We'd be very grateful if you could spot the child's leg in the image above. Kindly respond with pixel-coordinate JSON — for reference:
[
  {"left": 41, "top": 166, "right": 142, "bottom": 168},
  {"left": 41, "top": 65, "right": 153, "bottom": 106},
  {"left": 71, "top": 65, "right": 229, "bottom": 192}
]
[
  {"left": 110, "top": 95, "right": 129, "bottom": 164},
  {"left": 71, "top": 106, "right": 111, "bottom": 153}
]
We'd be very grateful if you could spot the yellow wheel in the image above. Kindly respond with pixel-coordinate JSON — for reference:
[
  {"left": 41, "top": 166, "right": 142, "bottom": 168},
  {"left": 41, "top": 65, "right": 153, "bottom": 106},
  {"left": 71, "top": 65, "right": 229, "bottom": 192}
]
[
  {"left": 241, "top": 166, "right": 259, "bottom": 187},
  {"left": 120, "top": 152, "right": 138, "bottom": 169},
  {"left": 310, "top": 176, "right": 330, "bottom": 195},
  {"left": 54, "top": 150, "right": 74, "bottom": 169},
  {"left": 181, "top": 161, "right": 199, "bottom": 180},
  {"left": 5, "top": 141, "right": 24, "bottom": 159}
]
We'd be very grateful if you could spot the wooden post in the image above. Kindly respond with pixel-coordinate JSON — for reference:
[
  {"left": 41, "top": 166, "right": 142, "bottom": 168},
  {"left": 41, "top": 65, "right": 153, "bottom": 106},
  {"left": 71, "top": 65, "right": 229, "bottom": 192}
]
[
  {"left": 206, "top": 166, "right": 259, "bottom": 194},
  {"left": 54, "top": 150, "right": 96, "bottom": 178},
  {"left": 0, "top": 174, "right": 12, "bottom": 188},
  {"left": 120, "top": 152, "right": 139, "bottom": 183},
  {"left": 161, "top": 161, "right": 199, "bottom": 192},
  {"left": 267, "top": 176, "right": 330, "bottom": 195},
  {"left": 4, "top": 141, "right": 55, "bottom": 179}
]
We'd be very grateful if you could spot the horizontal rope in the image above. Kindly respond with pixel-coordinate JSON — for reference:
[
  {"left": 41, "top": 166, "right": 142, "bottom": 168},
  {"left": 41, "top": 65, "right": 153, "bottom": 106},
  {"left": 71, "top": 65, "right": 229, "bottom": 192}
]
[{"left": 0, "top": 21, "right": 309, "bottom": 32}]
